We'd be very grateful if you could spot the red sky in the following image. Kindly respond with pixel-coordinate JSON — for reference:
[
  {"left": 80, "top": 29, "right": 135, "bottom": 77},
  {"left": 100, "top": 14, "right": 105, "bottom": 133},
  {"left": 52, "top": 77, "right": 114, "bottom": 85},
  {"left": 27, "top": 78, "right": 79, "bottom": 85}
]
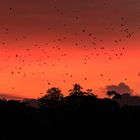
[{"left": 0, "top": 0, "right": 140, "bottom": 99}]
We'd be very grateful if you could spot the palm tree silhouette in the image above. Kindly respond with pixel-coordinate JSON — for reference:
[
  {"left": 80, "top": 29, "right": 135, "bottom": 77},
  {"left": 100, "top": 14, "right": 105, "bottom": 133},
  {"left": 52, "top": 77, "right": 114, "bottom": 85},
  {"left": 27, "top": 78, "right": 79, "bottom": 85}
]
[{"left": 69, "top": 84, "right": 84, "bottom": 96}]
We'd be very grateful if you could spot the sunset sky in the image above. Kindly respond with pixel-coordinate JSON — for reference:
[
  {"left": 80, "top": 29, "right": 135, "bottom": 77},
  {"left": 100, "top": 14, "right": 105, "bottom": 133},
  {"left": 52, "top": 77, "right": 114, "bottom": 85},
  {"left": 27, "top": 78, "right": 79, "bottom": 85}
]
[{"left": 0, "top": 0, "right": 140, "bottom": 99}]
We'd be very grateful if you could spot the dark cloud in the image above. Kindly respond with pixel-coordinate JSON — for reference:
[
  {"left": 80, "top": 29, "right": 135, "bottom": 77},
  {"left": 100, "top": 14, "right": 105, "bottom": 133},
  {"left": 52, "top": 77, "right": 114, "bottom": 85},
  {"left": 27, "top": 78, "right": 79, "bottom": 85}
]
[
  {"left": 106, "top": 82, "right": 133, "bottom": 95},
  {"left": 114, "top": 93, "right": 140, "bottom": 107},
  {"left": 0, "top": 93, "right": 24, "bottom": 100},
  {"left": 106, "top": 83, "right": 140, "bottom": 106}
]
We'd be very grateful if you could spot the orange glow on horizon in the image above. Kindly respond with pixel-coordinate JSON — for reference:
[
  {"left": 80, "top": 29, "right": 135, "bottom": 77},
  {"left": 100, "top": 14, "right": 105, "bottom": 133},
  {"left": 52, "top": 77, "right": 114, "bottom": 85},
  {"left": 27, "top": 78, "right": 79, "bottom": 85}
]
[
  {"left": 0, "top": 0, "right": 140, "bottom": 99},
  {"left": 0, "top": 42, "right": 140, "bottom": 99}
]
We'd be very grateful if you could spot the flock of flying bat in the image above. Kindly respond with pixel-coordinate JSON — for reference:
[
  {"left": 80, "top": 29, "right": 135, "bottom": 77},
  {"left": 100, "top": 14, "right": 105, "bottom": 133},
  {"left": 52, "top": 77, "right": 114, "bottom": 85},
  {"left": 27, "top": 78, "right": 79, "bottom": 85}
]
[{"left": 0, "top": 4, "right": 140, "bottom": 90}]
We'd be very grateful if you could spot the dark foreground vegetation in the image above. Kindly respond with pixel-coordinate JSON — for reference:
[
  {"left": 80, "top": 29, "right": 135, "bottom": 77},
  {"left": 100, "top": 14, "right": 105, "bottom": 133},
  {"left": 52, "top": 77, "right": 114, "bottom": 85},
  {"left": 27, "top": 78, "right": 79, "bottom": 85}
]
[{"left": 0, "top": 84, "right": 140, "bottom": 139}]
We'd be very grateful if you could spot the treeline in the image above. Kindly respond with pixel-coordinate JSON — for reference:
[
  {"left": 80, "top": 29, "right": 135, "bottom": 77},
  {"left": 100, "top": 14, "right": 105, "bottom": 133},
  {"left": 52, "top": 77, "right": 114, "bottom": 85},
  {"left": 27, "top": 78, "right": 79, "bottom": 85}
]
[{"left": 0, "top": 84, "right": 140, "bottom": 139}]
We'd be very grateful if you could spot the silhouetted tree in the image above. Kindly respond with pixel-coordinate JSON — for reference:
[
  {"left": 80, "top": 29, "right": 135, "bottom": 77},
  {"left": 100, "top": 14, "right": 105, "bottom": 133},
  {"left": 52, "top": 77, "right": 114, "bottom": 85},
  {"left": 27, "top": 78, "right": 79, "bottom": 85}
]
[
  {"left": 39, "top": 87, "right": 64, "bottom": 104},
  {"left": 106, "top": 90, "right": 117, "bottom": 97},
  {"left": 84, "top": 89, "right": 97, "bottom": 97},
  {"left": 113, "top": 93, "right": 122, "bottom": 99},
  {"left": 69, "top": 84, "right": 84, "bottom": 96},
  {"left": 106, "top": 90, "right": 122, "bottom": 100}
]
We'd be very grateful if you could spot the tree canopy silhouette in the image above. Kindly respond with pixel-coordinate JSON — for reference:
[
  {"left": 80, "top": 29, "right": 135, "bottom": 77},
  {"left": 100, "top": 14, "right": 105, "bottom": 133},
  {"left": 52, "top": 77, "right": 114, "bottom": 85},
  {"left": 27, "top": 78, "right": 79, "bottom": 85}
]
[
  {"left": 39, "top": 87, "right": 64, "bottom": 104},
  {"left": 106, "top": 90, "right": 122, "bottom": 99},
  {"left": 84, "top": 89, "right": 97, "bottom": 97},
  {"left": 68, "top": 84, "right": 95, "bottom": 97},
  {"left": 106, "top": 90, "right": 117, "bottom": 97},
  {"left": 69, "top": 84, "right": 84, "bottom": 96}
]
